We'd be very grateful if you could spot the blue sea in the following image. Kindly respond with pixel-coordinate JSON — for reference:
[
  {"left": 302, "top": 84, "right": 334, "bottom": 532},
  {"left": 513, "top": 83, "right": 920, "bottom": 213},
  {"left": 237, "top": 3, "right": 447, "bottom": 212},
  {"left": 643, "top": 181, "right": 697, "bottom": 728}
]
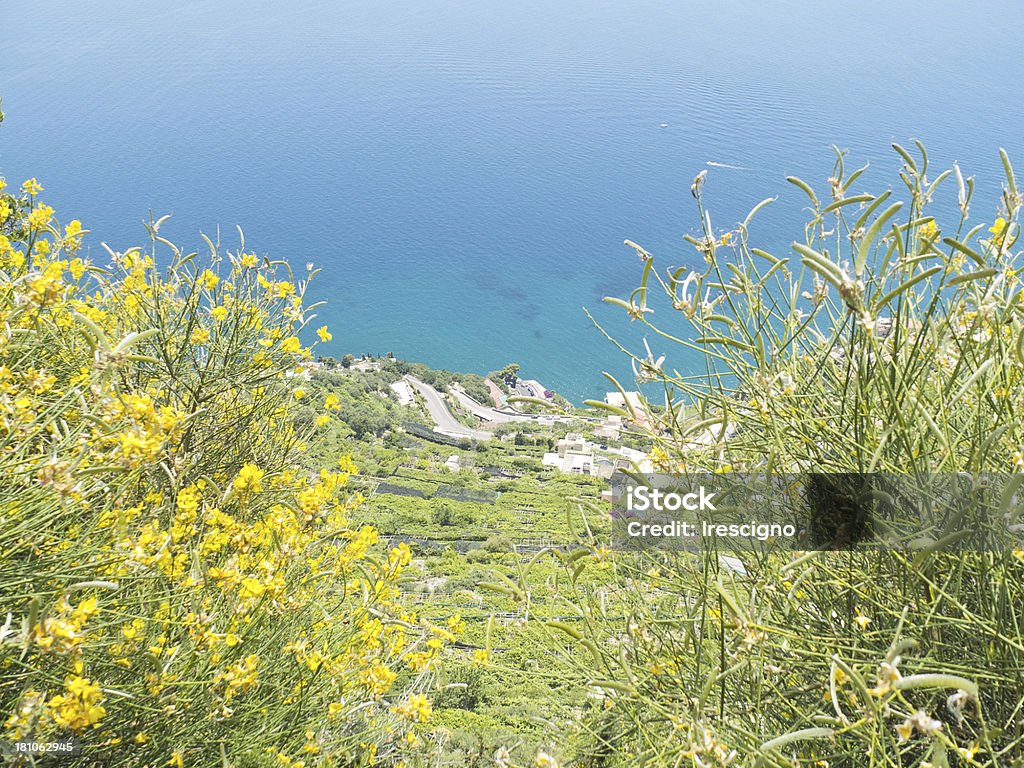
[{"left": 2, "top": 1, "right": 1023, "bottom": 401}]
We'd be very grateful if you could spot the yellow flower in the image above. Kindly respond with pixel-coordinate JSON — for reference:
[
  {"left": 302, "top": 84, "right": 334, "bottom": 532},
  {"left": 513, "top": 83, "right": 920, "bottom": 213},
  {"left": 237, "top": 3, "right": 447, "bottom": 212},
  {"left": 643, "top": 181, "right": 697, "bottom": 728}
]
[
  {"left": 316, "top": 326, "right": 332, "bottom": 342},
  {"left": 958, "top": 744, "right": 979, "bottom": 760},
  {"left": 324, "top": 394, "right": 341, "bottom": 412},
  {"left": 122, "top": 619, "right": 145, "bottom": 641},
  {"left": 869, "top": 661, "right": 901, "bottom": 696},
  {"left": 210, "top": 305, "right": 228, "bottom": 321},
  {"left": 73, "top": 597, "right": 99, "bottom": 622},
  {"left": 302, "top": 731, "right": 320, "bottom": 755},
  {"left": 357, "top": 661, "right": 397, "bottom": 696},
  {"left": 233, "top": 463, "right": 264, "bottom": 494},
  {"left": 853, "top": 613, "right": 871, "bottom": 630},
  {"left": 990, "top": 217, "right": 1008, "bottom": 248},
  {"left": 200, "top": 269, "right": 219, "bottom": 290},
  {"left": 22, "top": 178, "right": 44, "bottom": 195},
  {"left": 168, "top": 751, "right": 184, "bottom": 767},
  {"left": 214, "top": 654, "right": 260, "bottom": 699},
  {"left": 281, "top": 336, "right": 302, "bottom": 354},
  {"left": 27, "top": 204, "right": 55, "bottom": 231},
  {"left": 64, "top": 219, "right": 84, "bottom": 248},
  {"left": 919, "top": 219, "right": 938, "bottom": 239},
  {"left": 649, "top": 446, "right": 669, "bottom": 469},
  {"left": 47, "top": 676, "right": 106, "bottom": 731},
  {"left": 238, "top": 577, "right": 265, "bottom": 600},
  {"left": 393, "top": 693, "right": 432, "bottom": 723},
  {"left": 472, "top": 649, "right": 490, "bottom": 666}
]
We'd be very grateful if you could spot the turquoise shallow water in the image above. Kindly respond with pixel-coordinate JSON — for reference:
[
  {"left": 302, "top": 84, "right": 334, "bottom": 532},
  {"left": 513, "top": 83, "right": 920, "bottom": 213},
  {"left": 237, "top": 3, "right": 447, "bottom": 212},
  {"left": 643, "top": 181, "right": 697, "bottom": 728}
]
[{"left": 2, "top": 1, "right": 1023, "bottom": 401}]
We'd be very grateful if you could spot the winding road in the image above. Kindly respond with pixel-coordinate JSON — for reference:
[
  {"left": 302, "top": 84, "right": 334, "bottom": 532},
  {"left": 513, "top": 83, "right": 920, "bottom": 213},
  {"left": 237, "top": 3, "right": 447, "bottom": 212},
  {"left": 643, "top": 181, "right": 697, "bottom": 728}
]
[
  {"left": 405, "top": 376, "right": 493, "bottom": 441},
  {"left": 447, "top": 388, "right": 529, "bottom": 424}
]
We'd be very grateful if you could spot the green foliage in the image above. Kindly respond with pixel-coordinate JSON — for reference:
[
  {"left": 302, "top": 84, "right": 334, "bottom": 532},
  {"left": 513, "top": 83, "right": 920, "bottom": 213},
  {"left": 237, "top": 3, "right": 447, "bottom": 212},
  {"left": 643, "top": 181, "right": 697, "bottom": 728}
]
[
  {"left": 394, "top": 360, "right": 492, "bottom": 404},
  {"left": 482, "top": 536, "right": 513, "bottom": 553},
  {"left": 491, "top": 362, "right": 521, "bottom": 392},
  {"left": 431, "top": 502, "right": 457, "bottom": 527},
  {"left": 611, "top": 144, "right": 1023, "bottom": 475},
  {"left": 0, "top": 184, "right": 439, "bottom": 765},
  {"left": 546, "top": 145, "right": 1024, "bottom": 765}
]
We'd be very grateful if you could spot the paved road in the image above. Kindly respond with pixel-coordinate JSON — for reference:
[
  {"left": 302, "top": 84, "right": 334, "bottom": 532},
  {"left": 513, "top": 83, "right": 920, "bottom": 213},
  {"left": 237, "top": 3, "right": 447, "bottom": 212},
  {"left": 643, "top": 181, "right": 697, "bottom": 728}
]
[
  {"left": 448, "top": 385, "right": 588, "bottom": 425},
  {"left": 405, "top": 376, "right": 493, "bottom": 441},
  {"left": 447, "top": 388, "right": 528, "bottom": 424}
]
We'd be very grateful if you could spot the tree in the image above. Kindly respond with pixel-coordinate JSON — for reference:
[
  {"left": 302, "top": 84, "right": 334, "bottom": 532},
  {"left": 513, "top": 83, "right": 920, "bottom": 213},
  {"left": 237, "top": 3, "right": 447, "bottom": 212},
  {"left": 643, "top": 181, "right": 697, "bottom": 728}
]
[
  {"left": 493, "top": 362, "right": 520, "bottom": 388},
  {"left": 432, "top": 502, "right": 454, "bottom": 526}
]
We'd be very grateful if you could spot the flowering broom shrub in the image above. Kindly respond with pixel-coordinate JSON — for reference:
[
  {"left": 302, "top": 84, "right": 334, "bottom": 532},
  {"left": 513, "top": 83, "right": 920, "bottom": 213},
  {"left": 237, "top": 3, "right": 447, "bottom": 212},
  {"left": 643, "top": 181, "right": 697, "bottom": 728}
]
[
  {"left": 535, "top": 146, "right": 1024, "bottom": 766},
  {"left": 0, "top": 176, "right": 445, "bottom": 766}
]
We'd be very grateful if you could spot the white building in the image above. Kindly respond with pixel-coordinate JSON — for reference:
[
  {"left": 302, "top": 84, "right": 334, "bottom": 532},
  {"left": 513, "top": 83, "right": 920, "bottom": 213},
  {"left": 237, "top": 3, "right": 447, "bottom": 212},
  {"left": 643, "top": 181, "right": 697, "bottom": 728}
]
[
  {"left": 604, "top": 391, "right": 643, "bottom": 411},
  {"left": 542, "top": 433, "right": 595, "bottom": 475},
  {"left": 593, "top": 414, "right": 623, "bottom": 441},
  {"left": 541, "top": 433, "right": 651, "bottom": 478}
]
